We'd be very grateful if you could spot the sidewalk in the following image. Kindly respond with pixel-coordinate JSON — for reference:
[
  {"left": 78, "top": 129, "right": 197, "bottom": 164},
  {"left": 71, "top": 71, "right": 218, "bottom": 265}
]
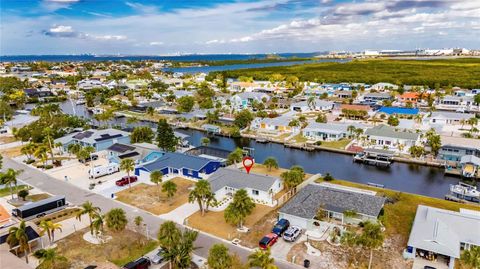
[{"left": 159, "top": 202, "right": 199, "bottom": 224}]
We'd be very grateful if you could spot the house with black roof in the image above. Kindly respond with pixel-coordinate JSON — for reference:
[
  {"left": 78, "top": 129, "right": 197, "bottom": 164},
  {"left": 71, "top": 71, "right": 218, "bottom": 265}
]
[
  {"left": 55, "top": 128, "right": 131, "bottom": 152},
  {"left": 279, "top": 183, "right": 386, "bottom": 229},
  {"left": 106, "top": 142, "right": 163, "bottom": 164}
]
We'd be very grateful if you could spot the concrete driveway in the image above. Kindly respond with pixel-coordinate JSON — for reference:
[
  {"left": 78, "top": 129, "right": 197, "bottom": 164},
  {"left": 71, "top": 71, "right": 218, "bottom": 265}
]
[{"left": 271, "top": 234, "right": 307, "bottom": 261}]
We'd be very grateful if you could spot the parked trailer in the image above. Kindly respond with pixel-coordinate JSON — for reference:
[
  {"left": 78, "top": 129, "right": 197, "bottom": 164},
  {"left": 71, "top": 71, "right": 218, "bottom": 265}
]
[
  {"left": 89, "top": 163, "right": 120, "bottom": 179},
  {"left": 12, "top": 195, "right": 66, "bottom": 220}
]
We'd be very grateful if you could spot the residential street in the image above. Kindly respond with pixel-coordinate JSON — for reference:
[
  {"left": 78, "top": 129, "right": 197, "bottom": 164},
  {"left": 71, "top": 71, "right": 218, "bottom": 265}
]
[{"left": 3, "top": 157, "right": 301, "bottom": 269}]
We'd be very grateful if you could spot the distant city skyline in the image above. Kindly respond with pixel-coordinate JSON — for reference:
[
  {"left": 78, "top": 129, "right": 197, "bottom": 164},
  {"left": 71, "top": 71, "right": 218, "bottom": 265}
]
[{"left": 1, "top": 0, "right": 479, "bottom": 55}]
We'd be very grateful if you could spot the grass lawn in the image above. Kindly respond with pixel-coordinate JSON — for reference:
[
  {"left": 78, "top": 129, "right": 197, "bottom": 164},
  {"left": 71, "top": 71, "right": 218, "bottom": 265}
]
[
  {"left": 315, "top": 177, "right": 480, "bottom": 244},
  {"left": 115, "top": 177, "right": 194, "bottom": 215},
  {"left": 187, "top": 204, "right": 275, "bottom": 241},
  {"left": 56, "top": 228, "right": 157, "bottom": 269},
  {"left": 239, "top": 163, "right": 311, "bottom": 179},
  {"left": 290, "top": 134, "right": 308, "bottom": 143},
  {"left": 317, "top": 138, "right": 352, "bottom": 150},
  {"left": 0, "top": 185, "right": 32, "bottom": 197},
  {"left": 0, "top": 145, "right": 23, "bottom": 157},
  {"left": 0, "top": 136, "right": 16, "bottom": 144},
  {"left": 27, "top": 193, "right": 51, "bottom": 202}
]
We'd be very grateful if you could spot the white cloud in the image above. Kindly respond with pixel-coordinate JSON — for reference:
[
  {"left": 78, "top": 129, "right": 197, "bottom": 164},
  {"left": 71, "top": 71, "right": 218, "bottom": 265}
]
[
  {"left": 149, "top": 41, "right": 164, "bottom": 46},
  {"left": 125, "top": 2, "right": 158, "bottom": 14},
  {"left": 92, "top": 35, "right": 127, "bottom": 41}
]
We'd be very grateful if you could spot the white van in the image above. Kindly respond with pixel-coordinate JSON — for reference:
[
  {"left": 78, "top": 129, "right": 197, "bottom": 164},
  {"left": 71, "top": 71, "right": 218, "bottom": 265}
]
[{"left": 88, "top": 163, "right": 120, "bottom": 179}]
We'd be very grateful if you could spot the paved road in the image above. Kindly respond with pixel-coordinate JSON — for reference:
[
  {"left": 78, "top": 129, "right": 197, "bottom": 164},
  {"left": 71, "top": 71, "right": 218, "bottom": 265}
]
[{"left": 3, "top": 157, "right": 301, "bottom": 269}]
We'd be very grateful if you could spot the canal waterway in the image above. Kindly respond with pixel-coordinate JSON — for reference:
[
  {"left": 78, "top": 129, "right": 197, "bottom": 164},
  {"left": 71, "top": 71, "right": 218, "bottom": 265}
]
[{"left": 32, "top": 101, "right": 476, "bottom": 199}]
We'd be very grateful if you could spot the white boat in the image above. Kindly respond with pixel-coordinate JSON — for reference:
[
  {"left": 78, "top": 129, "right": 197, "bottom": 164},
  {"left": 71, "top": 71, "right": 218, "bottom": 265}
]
[
  {"left": 449, "top": 182, "right": 480, "bottom": 203},
  {"left": 75, "top": 99, "right": 86, "bottom": 105}
]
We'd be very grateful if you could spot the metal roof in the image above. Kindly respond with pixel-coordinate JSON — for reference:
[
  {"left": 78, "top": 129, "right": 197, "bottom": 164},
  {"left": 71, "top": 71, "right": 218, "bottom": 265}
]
[
  {"left": 141, "top": 152, "right": 219, "bottom": 172},
  {"left": 15, "top": 195, "right": 65, "bottom": 212},
  {"left": 365, "top": 125, "right": 420, "bottom": 141},
  {"left": 207, "top": 168, "right": 278, "bottom": 193}
]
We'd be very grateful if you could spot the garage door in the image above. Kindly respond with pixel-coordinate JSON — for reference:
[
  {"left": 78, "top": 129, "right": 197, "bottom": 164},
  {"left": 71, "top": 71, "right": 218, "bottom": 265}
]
[{"left": 279, "top": 213, "right": 308, "bottom": 229}]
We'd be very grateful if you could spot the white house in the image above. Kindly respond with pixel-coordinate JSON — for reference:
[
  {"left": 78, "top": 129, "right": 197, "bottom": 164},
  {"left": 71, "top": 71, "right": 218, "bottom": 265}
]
[
  {"left": 230, "top": 92, "right": 270, "bottom": 110},
  {"left": 427, "top": 111, "right": 474, "bottom": 126},
  {"left": 251, "top": 115, "right": 299, "bottom": 134},
  {"left": 207, "top": 168, "right": 283, "bottom": 207},
  {"left": 364, "top": 125, "right": 421, "bottom": 152},
  {"left": 302, "top": 122, "right": 352, "bottom": 141},
  {"left": 370, "top": 82, "right": 399, "bottom": 91},
  {"left": 290, "top": 99, "right": 334, "bottom": 112}
]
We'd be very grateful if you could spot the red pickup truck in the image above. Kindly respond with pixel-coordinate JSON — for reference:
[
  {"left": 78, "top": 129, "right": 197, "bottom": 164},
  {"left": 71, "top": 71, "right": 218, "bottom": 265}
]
[{"left": 115, "top": 176, "right": 138, "bottom": 187}]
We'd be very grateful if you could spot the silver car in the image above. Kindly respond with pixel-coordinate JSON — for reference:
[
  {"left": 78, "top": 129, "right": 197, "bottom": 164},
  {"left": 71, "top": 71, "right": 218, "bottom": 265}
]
[
  {"left": 151, "top": 249, "right": 166, "bottom": 264},
  {"left": 282, "top": 226, "right": 301, "bottom": 242}
]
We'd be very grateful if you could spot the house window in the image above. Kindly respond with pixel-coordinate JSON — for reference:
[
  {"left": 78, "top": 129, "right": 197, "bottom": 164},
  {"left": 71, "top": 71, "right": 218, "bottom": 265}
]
[{"left": 252, "top": 190, "right": 259, "bottom": 195}]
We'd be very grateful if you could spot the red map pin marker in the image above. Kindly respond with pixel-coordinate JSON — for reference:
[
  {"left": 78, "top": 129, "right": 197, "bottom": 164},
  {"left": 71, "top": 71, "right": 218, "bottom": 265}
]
[{"left": 243, "top": 156, "right": 254, "bottom": 174}]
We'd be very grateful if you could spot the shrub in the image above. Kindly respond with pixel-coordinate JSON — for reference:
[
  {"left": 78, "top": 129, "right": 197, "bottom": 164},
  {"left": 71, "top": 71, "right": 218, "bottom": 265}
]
[{"left": 323, "top": 173, "right": 334, "bottom": 181}]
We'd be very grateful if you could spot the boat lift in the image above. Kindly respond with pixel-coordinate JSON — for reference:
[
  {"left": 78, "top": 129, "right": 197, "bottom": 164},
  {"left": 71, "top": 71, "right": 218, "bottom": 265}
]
[{"left": 354, "top": 148, "right": 395, "bottom": 166}]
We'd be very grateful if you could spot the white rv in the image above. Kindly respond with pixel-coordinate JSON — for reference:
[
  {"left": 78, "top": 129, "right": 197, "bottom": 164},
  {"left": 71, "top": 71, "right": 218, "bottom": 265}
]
[{"left": 88, "top": 163, "right": 120, "bottom": 179}]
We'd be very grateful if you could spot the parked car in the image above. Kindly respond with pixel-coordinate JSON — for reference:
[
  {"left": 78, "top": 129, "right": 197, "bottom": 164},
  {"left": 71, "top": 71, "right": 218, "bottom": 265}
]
[
  {"left": 79, "top": 154, "right": 98, "bottom": 163},
  {"left": 259, "top": 233, "right": 278, "bottom": 249},
  {"left": 151, "top": 248, "right": 166, "bottom": 264},
  {"left": 423, "top": 266, "right": 436, "bottom": 269},
  {"left": 272, "top": 218, "right": 290, "bottom": 236},
  {"left": 283, "top": 226, "right": 301, "bottom": 242},
  {"left": 115, "top": 175, "right": 138, "bottom": 186},
  {"left": 123, "top": 257, "right": 151, "bottom": 269}
]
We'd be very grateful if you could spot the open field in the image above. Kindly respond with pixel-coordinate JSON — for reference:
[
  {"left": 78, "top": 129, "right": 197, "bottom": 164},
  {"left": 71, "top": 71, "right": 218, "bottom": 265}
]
[
  {"left": 115, "top": 177, "right": 194, "bottom": 215},
  {"left": 214, "top": 58, "right": 480, "bottom": 88},
  {"left": 0, "top": 145, "right": 23, "bottom": 157},
  {"left": 239, "top": 163, "right": 311, "bottom": 179},
  {"left": 0, "top": 136, "right": 16, "bottom": 144},
  {"left": 56, "top": 228, "right": 157, "bottom": 268},
  {"left": 187, "top": 204, "right": 275, "bottom": 241}
]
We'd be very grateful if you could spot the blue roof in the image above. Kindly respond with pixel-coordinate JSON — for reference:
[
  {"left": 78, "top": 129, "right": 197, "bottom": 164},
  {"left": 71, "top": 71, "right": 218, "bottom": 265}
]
[
  {"left": 141, "top": 152, "right": 219, "bottom": 172},
  {"left": 378, "top": 107, "right": 419, "bottom": 115}
]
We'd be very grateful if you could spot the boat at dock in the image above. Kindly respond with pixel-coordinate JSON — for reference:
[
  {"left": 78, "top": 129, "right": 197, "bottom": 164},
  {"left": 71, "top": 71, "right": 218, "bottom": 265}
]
[
  {"left": 255, "top": 138, "right": 268, "bottom": 143},
  {"left": 367, "top": 182, "right": 385, "bottom": 188},
  {"left": 75, "top": 99, "right": 86, "bottom": 105},
  {"left": 447, "top": 182, "right": 480, "bottom": 203},
  {"left": 353, "top": 148, "right": 394, "bottom": 166}
]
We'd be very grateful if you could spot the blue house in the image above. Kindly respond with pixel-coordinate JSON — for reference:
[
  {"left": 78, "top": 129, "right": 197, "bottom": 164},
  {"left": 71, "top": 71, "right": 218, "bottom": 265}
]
[
  {"left": 134, "top": 152, "right": 222, "bottom": 180},
  {"left": 55, "top": 128, "right": 131, "bottom": 152}
]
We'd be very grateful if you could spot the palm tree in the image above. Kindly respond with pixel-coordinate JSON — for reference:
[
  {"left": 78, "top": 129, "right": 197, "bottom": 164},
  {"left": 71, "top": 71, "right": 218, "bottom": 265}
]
[
  {"left": 90, "top": 213, "right": 104, "bottom": 238},
  {"left": 7, "top": 221, "right": 31, "bottom": 263},
  {"left": 460, "top": 246, "right": 480, "bottom": 269},
  {"left": 263, "top": 157, "right": 278, "bottom": 172},
  {"left": 21, "top": 142, "right": 36, "bottom": 161},
  {"left": 150, "top": 170, "right": 163, "bottom": 201},
  {"left": 38, "top": 220, "right": 62, "bottom": 244},
  {"left": 120, "top": 158, "right": 135, "bottom": 188},
  {"left": 162, "top": 228, "right": 199, "bottom": 269},
  {"left": 157, "top": 221, "right": 181, "bottom": 251},
  {"left": 188, "top": 179, "right": 215, "bottom": 216},
  {"left": 306, "top": 96, "right": 315, "bottom": 110},
  {"left": 33, "top": 248, "right": 68, "bottom": 269},
  {"left": 76, "top": 201, "right": 101, "bottom": 235},
  {"left": 201, "top": 137, "right": 210, "bottom": 146},
  {"left": 280, "top": 170, "right": 303, "bottom": 191},
  {"left": 248, "top": 248, "right": 277, "bottom": 269},
  {"left": 0, "top": 168, "right": 22, "bottom": 200},
  {"left": 105, "top": 208, "right": 128, "bottom": 233},
  {"left": 357, "top": 221, "right": 384, "bottom": 269},
  {"left": 208, "top": 244, "right": 233, "bottom": 269},
  {"left": 224, "top": 189, "right": 255, "bottom": 228},
  {"left": 34, "top": 145, "right": 49, "bottom": 167},
  {"left": 42, "top": 127, "right": 56, "bottom": 165},
  {"left": 162, "top": 180, "right": 177, "bottom": 202}
]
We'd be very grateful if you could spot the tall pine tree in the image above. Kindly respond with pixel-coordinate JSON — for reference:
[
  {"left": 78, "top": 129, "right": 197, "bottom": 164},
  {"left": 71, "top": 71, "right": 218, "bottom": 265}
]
[{"left": 156, "top": 119, "right": 178, "bottom": 152}]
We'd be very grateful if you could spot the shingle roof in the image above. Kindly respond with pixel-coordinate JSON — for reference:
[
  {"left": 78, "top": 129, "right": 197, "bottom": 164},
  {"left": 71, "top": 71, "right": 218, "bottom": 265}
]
[
  {"left": 141, "top": 152, "right": 218, "bottom": 172},
  {"left": 407, "top": 205, "right": 480, "bottom": 258},
  {"left": 279, "top": 184, "right": 385, "bottom": 219},
  {"left": 55, "top": 129, "right": 130, "bottom": 145},
  {"left": 207, "top": 168, "right": 278, "bottom": 192},
  {"left": 365, "top": 125, "right": 420, "bottom": 141}
]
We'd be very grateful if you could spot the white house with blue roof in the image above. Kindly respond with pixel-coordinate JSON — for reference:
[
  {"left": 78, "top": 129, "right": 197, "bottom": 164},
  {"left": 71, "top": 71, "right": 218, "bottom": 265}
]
[{"left": 134, "top": 152, "right": 223, "bottom": 180}]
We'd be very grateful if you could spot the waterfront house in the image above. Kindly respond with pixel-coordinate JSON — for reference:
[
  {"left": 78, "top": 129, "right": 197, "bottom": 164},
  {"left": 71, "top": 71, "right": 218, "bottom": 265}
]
[
  {"left": 77, "top": 79, "right": 102, "bottom": 91},
  {"left": 427, "top": 111, "right": 473, "bottom": 126},
  {"left": 302, "top": 122, "right": 353, "bottom": 141},
  {"left": 107, "top": 142, "right": 163, "bottom": 164},
  {"left": 207, "top": 168, "right": 283, "bottom": 206},
  {"left": 279, "top": 183, "right": 386, "bottom": 229},
  {"left": 23, "top": 88, "right": 54, "bottom": 98},
  {"left": 370, "top": 82, "right": 398, "bottom": 91},
  {"left": 134, "top": 152, "right": 222, "bottom": 180},
  {"left": 55, "top": 128, "right": 131, "bottom": 152},
  {"left": 363, "top": 92, "right": 392, "bottom": 103},
  {"left": 364, "top": 125, "right": 421, "bottom": 152},
  {"left": 397, "top": 92, "right": 420, "bottom": 104},
  {"left": 230, "top": 92, "right": 270, "bottom": 110},
  {"left": 438, "top": 95, "right": 474, "bottom": 110},
  {"left": 404, "top": 205, "right": 480, "bottom": 269},
  {"left": 290, "top": 99, "right": 334, "bottom": 112},
  {"left": 438, "top": 135, "right": 480, "bottom": 163},
  {"left": 251, "top": 115, "right": 299, "bottom": 134}
]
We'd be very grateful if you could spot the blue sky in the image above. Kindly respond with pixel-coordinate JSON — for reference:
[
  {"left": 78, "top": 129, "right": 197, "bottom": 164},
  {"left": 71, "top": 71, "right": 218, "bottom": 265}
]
[{"left": 1, "top": 0, "right": 479, "bottom": 55}]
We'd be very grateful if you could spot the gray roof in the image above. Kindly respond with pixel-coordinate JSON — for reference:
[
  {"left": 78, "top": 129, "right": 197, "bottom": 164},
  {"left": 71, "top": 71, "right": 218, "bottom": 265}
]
[
  {"left": 430, "top": 111, "right": 473, "bottom": 120},
  {"left": 55, "top": 128, "right": 130, "bottom": 145},
  {"left": 141, "top": 152, "right": 218, "bottom": 172},
  {"left": 365, "top": 125, "right": 420, "bottom": 141},
  {"left": 207, "top": 168, "right": 278, "bottom": 193},
  {"left": 407, "top": 205, "right": 480, "bottom": 258},
  {"left": 291, "top": 99, "right": 334, "bottom": 108},
  {"left": 279, "top": 184, "right": 385, "bottom": 219},
  {"left": 303, "top": 122, "right": 349, "bottom": 135}
]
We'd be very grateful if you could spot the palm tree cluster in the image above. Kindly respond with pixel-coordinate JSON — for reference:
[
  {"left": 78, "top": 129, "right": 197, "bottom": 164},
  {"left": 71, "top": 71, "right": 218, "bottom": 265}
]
[
  {"left": 280, "top": 165, "right": 304, "bottom": 191},
  {"left": 188, "top": 179, "right": 216, "bottom": 216},
  {"left": 0, "top": 168, "right": 22, "bottom": 200},
  {"left": 157, "top": 221, "right": 199, "bottom": 269},
  {"left": 340, "top": 221, "right": 384, "bottom": 269},
  {"left": 224, "top": 189, "right": 255, "bottom": 228}
]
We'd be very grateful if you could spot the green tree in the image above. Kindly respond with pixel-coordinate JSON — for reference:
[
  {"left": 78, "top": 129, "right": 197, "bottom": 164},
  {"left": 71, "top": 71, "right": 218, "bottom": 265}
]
[
  {"left": 7, "top": 221, "right": 31, "bottom": 263},
  {"left": 263, "top": 157, "right": 278, "bottom": 171},
  {"left": 207, "top": 244, "right": 233, "bottom": 269},
  {"left": 120, "top": 158, "right": 135, "bottom": 188},
  {"left": 34, "top": 248, "right": 69, "bottom": 269},
  {"left": 17, "top": 189, "right": 29, "bottom": 201},
  {"left": 323, "top": 173, "right": 334, "bottom": 181},
  {"left": 162, "top": 180, "right": 177, "bottom": 202},
  {"left": 150, "top": 170, "right": 163, "bottom": 200},
  {"left": 90, "top": 213, "right": 104, "bottom": 238},
  {"left": 234, "top": 109, "right": 254, "bottom": 129},
  {"left": 157, "top": 221, "right": 181, "bottom": 251},
  {"left": 315, "top": 113, "right": 327, "bottom": 123},
  {"left": 224, "top": 189, "right": 255, "bottom": 228},
  {"left": 248, "top": 248, "right": 277, "bottom": 269},
  {"left": 281, "top": 169, "right": 304, "bottom": 190},
  {"left": 409, "top": 145, "right": 425, "bottom": 158},
  {"left": 201, "top": 137, "right": 210, "bottom": 146},
  {"left": 105, "top": 208, "right": 128, "bottom": 233},
  {"left": 0, "top": 168, "right": 22, "bottom": 200},
  {"left": 163, "top": 229, "right": 199, "bottom": 269},
  {"left": 460, "top": 246, "right": 480, "bottom": 269},
  {"left": 76, "top": 201, "right": 101, "bottom": 235},
  {"left": 227, "top": 147, "right": 244, "bottom": 165},
  {"left": 39, "top": 220, "right": 62, "bottom": 244},
  {"left": 188, "top": 179, "right": 215, "bottom": 216},
  {"left": 474, "top": 94, "right": 480, "bottom": 108},
  {"left": 425, "top": 128, "right": 441, "bottom": 156},
  {"left": 357, "top": 221, "right": 384, "bottom": 269},
  {"left": 130, "top": 126, "right": 154, "bottom": 143},
  {"left": 176, "top": 96, "right": 195, "bottom": 112},
  {"left": 387, "top": 115, "right": 399, "bottom": 126},
  {"left": 21, "top": 142, "right": 37, "bottom": 161},
  {"left": 157, "top": 119, "right": 178, "bottom": 151}
]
